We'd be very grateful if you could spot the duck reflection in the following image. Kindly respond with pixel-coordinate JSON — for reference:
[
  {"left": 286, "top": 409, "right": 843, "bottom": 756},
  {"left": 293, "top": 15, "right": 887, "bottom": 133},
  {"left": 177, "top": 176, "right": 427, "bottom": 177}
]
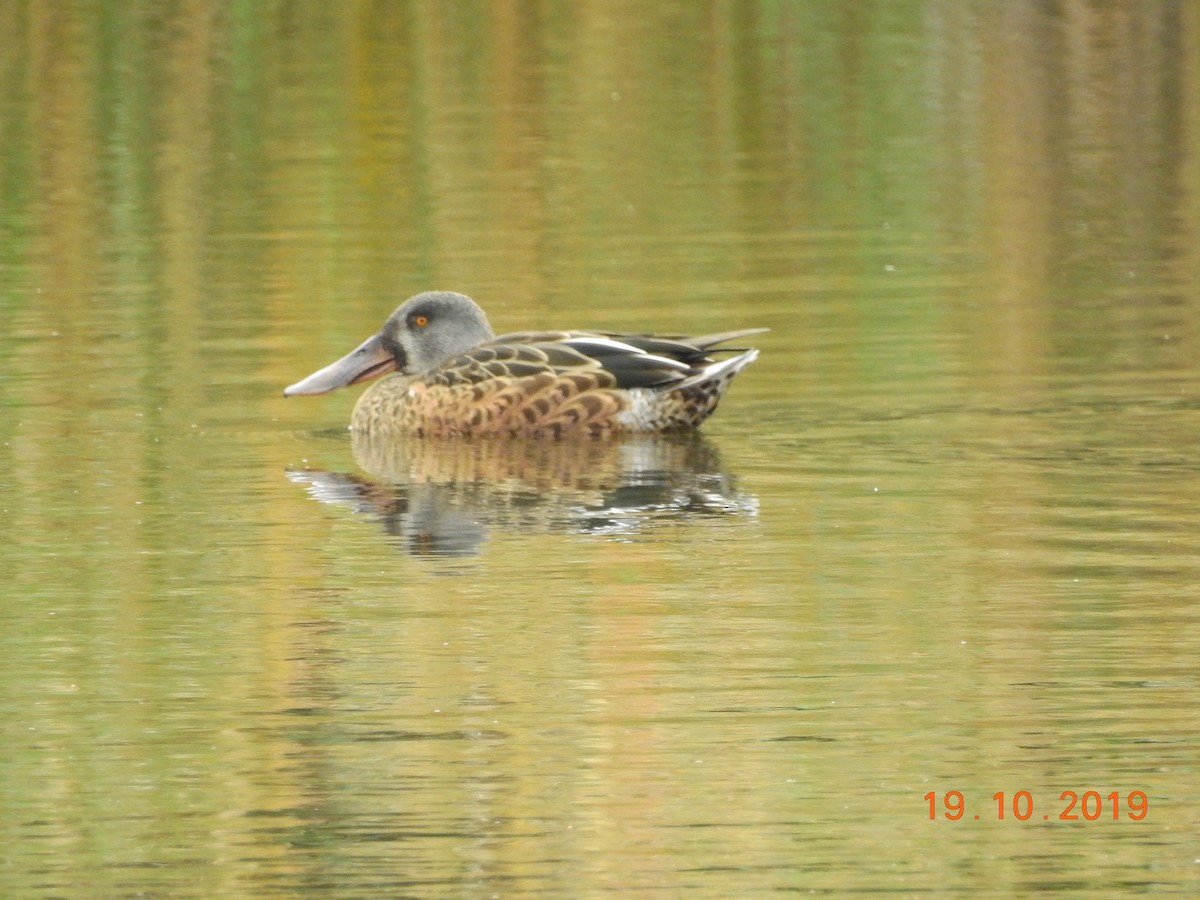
[{"left": 287, "top": 432, "right": 758, "bottom": 558}]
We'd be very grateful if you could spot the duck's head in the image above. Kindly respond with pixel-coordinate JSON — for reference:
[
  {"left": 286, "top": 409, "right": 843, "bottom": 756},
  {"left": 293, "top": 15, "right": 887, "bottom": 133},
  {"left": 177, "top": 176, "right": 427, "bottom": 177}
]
[{"left": 284, "top": 291, "right": 495, "bottom": 396}]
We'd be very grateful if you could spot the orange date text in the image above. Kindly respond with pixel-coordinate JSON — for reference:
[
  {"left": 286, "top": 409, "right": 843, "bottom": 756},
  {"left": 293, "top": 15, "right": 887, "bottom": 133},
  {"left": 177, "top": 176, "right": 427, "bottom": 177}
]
[{"left": 925, "top": 790, "right": 1148, "bottom": 821}]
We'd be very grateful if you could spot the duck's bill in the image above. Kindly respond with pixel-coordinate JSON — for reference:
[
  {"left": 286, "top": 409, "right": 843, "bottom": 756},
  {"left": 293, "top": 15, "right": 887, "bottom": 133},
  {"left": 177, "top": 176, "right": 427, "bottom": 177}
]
[{"left": 284, "top": 333, "right": 396, "bottom": 396}]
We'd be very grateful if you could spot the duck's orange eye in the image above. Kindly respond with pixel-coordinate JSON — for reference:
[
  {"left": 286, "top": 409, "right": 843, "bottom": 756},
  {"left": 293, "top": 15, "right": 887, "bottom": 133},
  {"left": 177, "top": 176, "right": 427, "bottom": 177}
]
[{"left": 413, "top": 315, "right": 429, "bottom": 327}]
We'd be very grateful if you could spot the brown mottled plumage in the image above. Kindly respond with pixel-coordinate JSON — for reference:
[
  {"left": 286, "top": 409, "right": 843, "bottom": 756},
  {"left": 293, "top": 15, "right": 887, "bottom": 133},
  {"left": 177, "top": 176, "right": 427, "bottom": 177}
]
[{"left": 284, "top": 292, "right": 764, "bottom": 437}]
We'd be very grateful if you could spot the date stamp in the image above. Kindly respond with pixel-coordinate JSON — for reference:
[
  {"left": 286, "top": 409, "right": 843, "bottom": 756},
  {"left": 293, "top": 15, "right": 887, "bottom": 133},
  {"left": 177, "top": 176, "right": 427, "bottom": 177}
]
[{"left": 925, "top": 790, "right": 1148, "bottom": 821}]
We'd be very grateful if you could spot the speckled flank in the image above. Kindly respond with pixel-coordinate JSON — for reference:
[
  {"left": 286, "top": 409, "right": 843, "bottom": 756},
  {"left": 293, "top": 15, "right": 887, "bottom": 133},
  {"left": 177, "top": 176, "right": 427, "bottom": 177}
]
[{"left": 353, "top": 371, "right": 630, "bottom": 437}]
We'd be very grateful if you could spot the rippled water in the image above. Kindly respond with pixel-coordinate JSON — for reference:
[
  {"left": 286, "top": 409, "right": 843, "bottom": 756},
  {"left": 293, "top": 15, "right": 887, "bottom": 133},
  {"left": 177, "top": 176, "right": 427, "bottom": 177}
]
[{"left": 2, "top": 3, "right": 1198, "bottom": 897}]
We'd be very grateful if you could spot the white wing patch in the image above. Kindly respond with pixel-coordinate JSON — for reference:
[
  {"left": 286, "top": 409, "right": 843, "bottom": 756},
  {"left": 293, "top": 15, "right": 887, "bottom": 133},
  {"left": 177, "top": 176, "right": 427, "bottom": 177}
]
[
  {"left": 560, "top": 336, "right": 645, "bottom": 355},
  {"left": 678, "top": 348, "right": 759, "bottom": 385},
  {"left": 560, "top": 337, "right": 694, "bottom": 373}
]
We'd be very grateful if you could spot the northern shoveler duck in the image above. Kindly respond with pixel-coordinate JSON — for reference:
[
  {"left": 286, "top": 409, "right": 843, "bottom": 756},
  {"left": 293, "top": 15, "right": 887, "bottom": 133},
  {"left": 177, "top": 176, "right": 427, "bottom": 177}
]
[{"left": 284, "top": 291, "right": 765, "bottom": 437}]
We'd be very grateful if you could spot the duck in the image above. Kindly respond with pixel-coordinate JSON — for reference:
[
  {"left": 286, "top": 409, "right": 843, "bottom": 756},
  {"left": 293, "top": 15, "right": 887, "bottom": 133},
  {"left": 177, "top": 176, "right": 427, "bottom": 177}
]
[{"left": 284, "top": 291, "right": 764, "bottom": 437}]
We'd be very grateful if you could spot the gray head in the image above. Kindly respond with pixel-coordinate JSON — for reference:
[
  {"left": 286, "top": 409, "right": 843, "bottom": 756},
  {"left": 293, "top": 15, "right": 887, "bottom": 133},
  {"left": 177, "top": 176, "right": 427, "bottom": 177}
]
[
  {"left": 283, "top": 291, "right": 495, "bottom": 397},
  {"left": 380, "top": 291, "right": 495, "bottom": 375}
]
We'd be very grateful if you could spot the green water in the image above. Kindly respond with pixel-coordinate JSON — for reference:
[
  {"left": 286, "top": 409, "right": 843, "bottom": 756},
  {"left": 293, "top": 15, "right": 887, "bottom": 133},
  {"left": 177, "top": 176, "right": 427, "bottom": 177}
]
[{"left": 2, "top": 3, "right": 1198, "bottom": 897}]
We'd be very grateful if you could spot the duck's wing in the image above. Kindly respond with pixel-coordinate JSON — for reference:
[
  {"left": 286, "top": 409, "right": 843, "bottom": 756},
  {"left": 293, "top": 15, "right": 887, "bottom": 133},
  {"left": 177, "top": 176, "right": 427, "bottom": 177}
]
[
  {"left": 680, "top": 327, "right": 770, "bottom": 350},
  {"left": 570, "top": 328, "right": 769, "bottom": 387},
  {"left": 423, "top": 328, "right": 766, "bottom": 392}
]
